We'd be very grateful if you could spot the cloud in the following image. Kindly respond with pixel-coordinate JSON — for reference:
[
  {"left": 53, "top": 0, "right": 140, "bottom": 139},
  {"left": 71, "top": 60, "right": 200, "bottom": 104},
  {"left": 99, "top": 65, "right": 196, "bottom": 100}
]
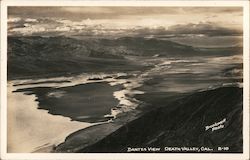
[
  {"left": 167, "top": 22, "right": 242, "bottom": 37},
  {"left": 8, "top": 17, "right": 22, "bottom": 23},
  {"left": 133, "top": 22, "right": 242, "bottom": 37},
  {"left": 7, "top": 6, "right": 242, "bottom": 35},
  {"left": 25, "top": 18, "right": 38, "bottom": 22},
  {"left": 8, "top": 17, "right": 60, "bottom": 35},
  {"left": 8, "top": 15, "right": 242, "bottom": 38}
]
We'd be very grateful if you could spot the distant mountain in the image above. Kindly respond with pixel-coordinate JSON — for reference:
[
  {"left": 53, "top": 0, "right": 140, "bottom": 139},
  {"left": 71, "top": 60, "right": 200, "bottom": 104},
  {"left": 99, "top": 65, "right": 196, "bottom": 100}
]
[
  {"left": 7, "top": 36, "right": 140, "bottom": 79},
  {"left": 88, "top": 50, "right": 124, "bottom": 59},
  {"left": 7, "top": 36, "right": 242, "bottom": 79},
  {"left": 93, "top": 37, "right": 199, "bottom": 57}
]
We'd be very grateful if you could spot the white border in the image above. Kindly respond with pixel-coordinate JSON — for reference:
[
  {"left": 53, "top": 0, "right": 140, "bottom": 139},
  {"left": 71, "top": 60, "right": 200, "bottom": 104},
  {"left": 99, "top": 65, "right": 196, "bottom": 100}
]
[{"left": 0, "top": 1, "right": 249, "bottom": 160}]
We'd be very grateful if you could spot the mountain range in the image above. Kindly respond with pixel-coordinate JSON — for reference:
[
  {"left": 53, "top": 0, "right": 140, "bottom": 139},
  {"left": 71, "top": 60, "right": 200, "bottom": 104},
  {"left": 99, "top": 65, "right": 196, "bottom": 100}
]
[{"left": 8, "top": 36, "right": 242, "bottom": 79}]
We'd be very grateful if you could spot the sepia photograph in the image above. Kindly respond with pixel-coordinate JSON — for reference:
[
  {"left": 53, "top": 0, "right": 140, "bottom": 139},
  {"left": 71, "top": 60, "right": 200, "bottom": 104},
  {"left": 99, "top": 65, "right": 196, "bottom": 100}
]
[{"left": 1, "top": 1, "right": 249, "bottom": 160}]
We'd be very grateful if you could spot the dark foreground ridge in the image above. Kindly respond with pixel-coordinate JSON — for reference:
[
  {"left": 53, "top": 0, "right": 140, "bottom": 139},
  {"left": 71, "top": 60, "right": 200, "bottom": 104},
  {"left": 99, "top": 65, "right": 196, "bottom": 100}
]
[{"left": 75, "top": 86, "right": 243, "bottom": 153}]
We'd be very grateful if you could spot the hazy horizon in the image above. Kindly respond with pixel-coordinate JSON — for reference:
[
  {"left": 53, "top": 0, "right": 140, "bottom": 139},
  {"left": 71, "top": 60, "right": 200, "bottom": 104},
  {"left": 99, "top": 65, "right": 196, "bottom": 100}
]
[{"left": 8, "top": 7, "right": 243, "bottom": 47}]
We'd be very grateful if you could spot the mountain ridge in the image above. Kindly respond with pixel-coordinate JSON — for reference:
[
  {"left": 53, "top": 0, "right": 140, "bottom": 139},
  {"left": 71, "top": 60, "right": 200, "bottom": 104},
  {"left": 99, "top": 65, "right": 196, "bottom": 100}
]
[
  {"left": 8, "top": 36, "right": 242, "bottom": 79},
  {"left": 77, "top": 86, "right": 243, "bottom": 153}
]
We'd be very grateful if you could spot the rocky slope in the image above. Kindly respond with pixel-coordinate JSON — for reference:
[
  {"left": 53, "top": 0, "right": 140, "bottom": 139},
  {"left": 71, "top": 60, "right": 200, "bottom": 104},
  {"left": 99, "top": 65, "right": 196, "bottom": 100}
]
[{"left": 78, "top": 87, "right": 243, "bottom": 153}]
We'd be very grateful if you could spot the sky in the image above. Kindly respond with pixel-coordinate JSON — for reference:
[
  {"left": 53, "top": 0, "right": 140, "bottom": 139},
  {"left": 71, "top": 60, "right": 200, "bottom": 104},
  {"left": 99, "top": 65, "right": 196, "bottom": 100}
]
[{"left": 8, "top": 7, "right": 243, "bottom": 47}]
